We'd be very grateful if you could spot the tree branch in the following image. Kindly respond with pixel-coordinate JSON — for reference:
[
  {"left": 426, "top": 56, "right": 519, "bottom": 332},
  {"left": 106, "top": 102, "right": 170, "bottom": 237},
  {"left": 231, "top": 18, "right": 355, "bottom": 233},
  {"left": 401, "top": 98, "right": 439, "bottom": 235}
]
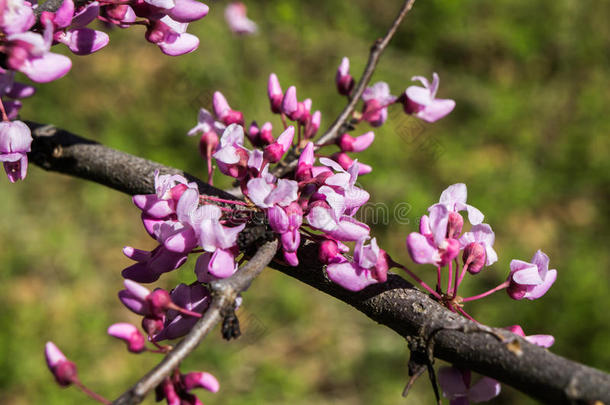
[
  {"left": 25, "top": 122, "right": 610, "bottom": 404},
  {"left": 112, "top": 240, "right": 279, "bottom": 405}
]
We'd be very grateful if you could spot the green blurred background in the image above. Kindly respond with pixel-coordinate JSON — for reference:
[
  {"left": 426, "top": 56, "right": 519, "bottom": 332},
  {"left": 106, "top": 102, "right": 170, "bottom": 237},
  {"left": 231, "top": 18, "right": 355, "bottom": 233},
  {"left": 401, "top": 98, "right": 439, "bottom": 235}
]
[{"left": 0, "top": 0, "right": 608, "bottom": 403}]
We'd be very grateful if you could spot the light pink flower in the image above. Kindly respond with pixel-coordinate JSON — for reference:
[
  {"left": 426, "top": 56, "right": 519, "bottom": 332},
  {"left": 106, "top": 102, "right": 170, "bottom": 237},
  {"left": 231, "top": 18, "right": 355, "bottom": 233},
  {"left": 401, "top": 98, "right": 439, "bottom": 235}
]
[
  {"left": 404, "top": 72, "right": 455, "bottom": 122},
  {"left": 225, "top": 2, "right": 257, "bottom": 35},
  {"left": 0, "top": 120, "right": 32, "bottom": 182},
  {"left": 507, "top": 250, "right": 557, "bottom": 300}
]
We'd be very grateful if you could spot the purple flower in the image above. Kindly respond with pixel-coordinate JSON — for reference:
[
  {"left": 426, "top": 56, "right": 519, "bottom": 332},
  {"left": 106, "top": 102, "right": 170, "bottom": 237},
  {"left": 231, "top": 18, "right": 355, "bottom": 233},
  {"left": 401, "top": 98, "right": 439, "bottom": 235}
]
[
  {"left": 146, "top": 16, "right": 199, "bottom": 56},
  {"left": 0, "top": 120, "right": 32, "bottom": 182},
  {"left": 507, "top": 250, "right": 557, "bottom": 300},
  {"left": 326, "top": 237, "right": 389, "bottom": 291},
  {"left": 108, "top": 323, "right": 147, "bottom": 353},
  {"left": 406, "top": 204, "right": 460, "bottom": 266},
  {"left": 122, "top": 245, "right": 189, "bottom": 283},
  {"left": 268, "top": 202, "right": 303, "bottom": 266},
  {"left": 225, "top": 2, "right": 257, "bottom": 35},
  {"left": 319, "top": 157, "right": 370, "bottom": 214},
  {"left": 247, "top": 174, "right": 298, "bottom": 209},
  {"left": 213, "top": 124, "right": 249, "bottom": 178},
  {"left": 361, "top": 81, "right": 396, "bottom": 127},
  {"left": 45, "top": 342, "right": 78, "bottom": 387},
  {"left": 335, "top": 57, "right": 354, "bottom": 96},
  {"left": 5, "top": 22, "right": 72, "bottom": 83},
  {"left": 153, "top": 283, "right": 210, "bottom": 341},
  {"left": 0, "top": 0, "right": 35, "bottom": 35},
  {"left": 438, "top": 367, "right": 500, "bottom": 405},
  {"left": 404, "top": 72, "right": 455, "bottom": 122},
  {"left": 505, "top": 325, "right": 555, "bottom": 348},
  {"left": 459, "top": 224, "right": 498, "bottom": 273},
  {"left": 306, "top": 200, "right": 370, "bottom": 242},
  {"left": 439, "top": 183, "right": 484, "bottom": 225}
]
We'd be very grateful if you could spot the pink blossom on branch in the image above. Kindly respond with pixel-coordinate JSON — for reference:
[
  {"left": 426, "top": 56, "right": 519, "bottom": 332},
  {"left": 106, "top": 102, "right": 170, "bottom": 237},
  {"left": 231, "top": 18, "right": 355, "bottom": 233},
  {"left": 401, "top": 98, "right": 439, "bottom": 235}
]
[
  {"left": 507, "top": 250, "right": 557, "bottom": 300},
  {"left": 403, "top": 72, "right": 455, "bottom": 122}
]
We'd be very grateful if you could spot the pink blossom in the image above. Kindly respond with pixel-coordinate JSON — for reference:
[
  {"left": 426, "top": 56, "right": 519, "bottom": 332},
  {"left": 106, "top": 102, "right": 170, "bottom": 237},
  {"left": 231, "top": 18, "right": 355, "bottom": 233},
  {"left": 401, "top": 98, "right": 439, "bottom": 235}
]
[
  {"left": 0, "top": 0, "right": 35, "bottom": 35},
  {"left": 182, "top": 372, "right": 220, "bottom": 393},
  {"left": 213, "top": 124, "right": 249, "bottom": 178},
  {"left": 459, "top": 224, "right": 498, "bottom": 273},
  {"left": 406, "top": 204, "right": 460, "bottom": 266},
  {"left": 507, "top": 250, "right": 557, "bottom": 300},
  {"left": 212, "top": 91, "right": 244, "bottom": 126},
  {"left": 404, "top": 72, "right": 455, "bottom": 122},
  {"left": 326, "top": 237, "right": 389, "bottom": 291},
  {"left": 282, "top": 85, "right": 298, "bottom": 119},
  {"left": 167, "top": 0, "right": 209, "bottom": 23},
  {"left": 439, "top": 183, "right": 484, "bottom": 225},
  {"left": 154, "top": 283, "right": 210, "bottom": 341},
  {"left": 146, "top": 16, "right": 199, "bottom": 56},
  {"left": 0, "top": 120, "right": 32, "bottom": 182},
  {"left": 361, "top": 81, "right": 396, "bottom": 127},
  {"left": 505, "top": 325, "right": 555, "bottom": 348},
  {"left": 337, "top": 131, "right": 375, "bottom": 153},
  {"left": 55, "top": 28, "right": 109, "bottom": 55},
  {"left": 438, "top": 367, "right": 500, "bottom": 405},
  {"left": 263, "top": 125, "right": 294, "bottom": 163},
  {"left": 108, "top": 323, "right": 147, "bottom": 353},
  {"left": 335, "top": 57, "right": 354, "bottom": 96},
  {"left": 267, "top": 73, "right": 283, "bottom": 113},
  {"left": 225, "top": 2, "right": 257, "bottom": 35}
]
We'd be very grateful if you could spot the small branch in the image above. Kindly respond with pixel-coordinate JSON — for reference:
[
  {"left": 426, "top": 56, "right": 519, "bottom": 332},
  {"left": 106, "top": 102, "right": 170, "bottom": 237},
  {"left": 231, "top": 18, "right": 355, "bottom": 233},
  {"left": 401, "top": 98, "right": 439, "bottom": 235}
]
[
  {"left": 25, "top": 122, "right": 610, "bottom": 404},
  {"left": 272, "top": 0, "right": 416, "bottom": 177},
  {"left": 112, "top": 240, "right": 279, "bottom": 405}
]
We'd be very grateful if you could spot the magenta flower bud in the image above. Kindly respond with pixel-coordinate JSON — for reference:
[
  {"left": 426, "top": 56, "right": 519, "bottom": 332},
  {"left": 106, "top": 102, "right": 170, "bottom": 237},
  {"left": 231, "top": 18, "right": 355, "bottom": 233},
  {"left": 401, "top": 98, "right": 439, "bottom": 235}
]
[
  {"left": 296, "top": 142, "right": 315, "bottom": 182},
  {"left": 373, "top": 249, "right": 390, "bottom": 283},
  {"left": 142, "top": 316, "right": 165, "bottom": 335},
  {"left": 259, "top": 122, "right": 274, "bottom": 145},
  {"left": 319, "top": 240, "right": 340, "bottom": 264},
  {"left": 213, "top": 92, "right": 244, "bottom": 126},
  {"left": 447, "top": 211, "right": 464, "bottom": 239},
  {"left": 147, "top": 288, "right": 172, "bottom": 317},
  {"left": 145, "top": 19, "right": 171, "bottom": 44},
  {"left": 247, "top": 121, "right": 260, "bottom": 144},
  {"left": 45, "top": 342, "right": 77, "bottom": 387},
  {"left": 337, "top": 131, "right": 375, "bottom": 153},
  {"left": 199, "top": 130, "right": 219, "bottom": 162},
  {"left": 336, "top": 57, "right": 354, "bottom": 96},
  {"left": 0, "top": 120, "right": 33, "bottom": 183},
  {"left": 304, "top": 110, "right": 321, "bottom": 139},
  {"left": 462, "top": 242, "right": 486, "bottom": 274},
  {"left": 108, "top": 323, "right": 147, "bottom": 353},
  {"left": 331, "top": 152, "right": 372, "bottom": 175},
  {"left": 182, "top": 372, "right": 220, "bottom": 393},
  {"left": 263, "top": 126, "right": 294, "bottom": 163},
  {"left": 281, "top": 86, "right": 298, "bottom": 118},
  {"left": 267, "top": 73, "right": 283, "bottom": 113}
]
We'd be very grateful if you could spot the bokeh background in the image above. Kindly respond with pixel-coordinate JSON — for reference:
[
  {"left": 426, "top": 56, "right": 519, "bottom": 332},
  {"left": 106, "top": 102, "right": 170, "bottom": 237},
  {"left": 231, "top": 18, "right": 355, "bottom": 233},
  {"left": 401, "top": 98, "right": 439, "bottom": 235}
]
[{"left": 1, "top": 0, "right": 609, "bottom": 403}]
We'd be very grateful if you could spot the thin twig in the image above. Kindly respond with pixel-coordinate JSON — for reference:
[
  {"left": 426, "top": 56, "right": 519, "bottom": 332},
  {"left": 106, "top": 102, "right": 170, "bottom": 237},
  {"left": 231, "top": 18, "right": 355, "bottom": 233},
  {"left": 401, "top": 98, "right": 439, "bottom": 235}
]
[
  {"left": 272, "top": 0, "right": 416, "bottom": 178},
  {"left": 112, "top": 240, "right": 279, "bottom": 405}
]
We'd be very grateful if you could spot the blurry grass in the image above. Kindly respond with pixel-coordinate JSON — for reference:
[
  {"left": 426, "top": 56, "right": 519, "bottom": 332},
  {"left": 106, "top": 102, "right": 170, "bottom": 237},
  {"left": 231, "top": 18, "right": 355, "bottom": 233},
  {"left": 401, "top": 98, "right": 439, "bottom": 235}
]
[{"left": 0, "top": 0, "right": 609, "bottom": 404}]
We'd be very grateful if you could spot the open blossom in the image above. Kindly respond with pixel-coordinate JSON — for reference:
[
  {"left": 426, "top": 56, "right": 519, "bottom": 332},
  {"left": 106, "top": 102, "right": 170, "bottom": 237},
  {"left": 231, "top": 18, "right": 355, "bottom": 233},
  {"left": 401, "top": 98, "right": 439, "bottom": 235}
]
[
  {"left": 145, "top": 16, "right": 199, "bottom": 56},
  {"left": 438, "top": 367, "right": 500, "bottom": 405},
  {"left": 0, "top": 0, "right": 35, "bottom": 35},
  {"left": 326, "top": 237, "right": 389, "bottom": 291},
  {"left": 507, "top": 250, "right": 557, "bottom": 300},
  {"left": 225, "top": 2, "right": 257, "bottom": 35},
  {"left": 361, "top": 81, "right": 396, "bottom": 127},
  {"left": 406, "top": 204, "right": 459, "bottom": 266},
  {"left": 213, "top": 124, "right": 249, "bottom": 178},
  {"left": 0, "top": 120, "right": 32, "bottom": 182},
  {"left": 459, "top": 224, "right": 498, "bottom": 273},
  {"left": 403, "top": 72, "right": 455, "bottom": 122},
  {"left": 439, "top": 183, "right": 484, "bottom": 226}
]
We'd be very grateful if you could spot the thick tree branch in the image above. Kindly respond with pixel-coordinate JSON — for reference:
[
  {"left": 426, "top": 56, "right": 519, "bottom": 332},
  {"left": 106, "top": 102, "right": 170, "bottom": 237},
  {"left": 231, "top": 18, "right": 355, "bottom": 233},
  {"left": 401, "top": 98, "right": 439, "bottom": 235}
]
[
  {"left": 112, "top": 240, "right": 279, "bottom": 405},
  {"left": 25, "top": 122, "right": 610, "bottom": 404},
  {"left": 272, "top": 0, "right": 416, "bottom": 177}
]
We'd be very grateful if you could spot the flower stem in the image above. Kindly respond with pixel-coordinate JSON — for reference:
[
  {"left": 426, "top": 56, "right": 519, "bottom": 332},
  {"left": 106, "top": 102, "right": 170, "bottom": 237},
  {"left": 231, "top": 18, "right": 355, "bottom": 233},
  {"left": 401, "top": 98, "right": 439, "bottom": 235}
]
[
  {"left": 199, "top": 195, "right": 248, "bottom": 206},
  {"left": 461, "top": 281, "right": 510, "bottom": 302},
  {"left": 73, "top": 379, "right": 111, "bottom": 405},
  {"left": 456, "top": 307, "right": 478, "bottom": 323},
  {"left": 436, "top": 265, "right": 442, "bottom": 294},
  {"left": 446, "top": 262, "right": 453, "bottom": 295},
  {"left": 0, "top": 99, "right": 9, "bottom": 122},
  {"left": 395, "top": 263, "right": 442, "bottom": 300},
  {"left": 167, "top": 303, "right": 202, "bottom": 318}
]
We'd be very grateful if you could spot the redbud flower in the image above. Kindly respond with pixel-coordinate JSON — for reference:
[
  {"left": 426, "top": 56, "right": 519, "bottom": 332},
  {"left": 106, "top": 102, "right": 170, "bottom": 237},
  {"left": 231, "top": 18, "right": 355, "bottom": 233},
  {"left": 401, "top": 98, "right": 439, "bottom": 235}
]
[
  {"left": 326, "top": 237, "right": 388, "bottom": 291},
  {"left": 0, "top": 0, "right": 35, "bottom": 35},
  {"left": 337, "top": 131, "right": 375, "bottom": 153},
  {"left": 296, "top": 142, "right": 315, "bottom": 181},
  {"left": 45, "top": 342, "right": 77, "bottom": 387},
  {"left": 167, "top": 0, "right": 209, "bottom": 23},
  {"left": 122, "top": 245, "right": 189, "bottom": 283},
  {"left": 182, "top": 372, "right": 220, "bottom": 393},
  {"left": 406, "top": 204, "right": 460, "bottom": 266},
  {"left": 0, "top": 120, "right": 32, "bottom": 183},
  {"left": 212, "top": 91, "right": 244, "bottom": 126},
  {"left": 267, "top": 73, "right": 283, "bottom": 113},
  {"left": 263, "top": 126, "right": 294, "bottom": 163},
  {"left": 108, "top": 323, "right": 147, "bottom": 353},
  {"left": 336, "top": 57, "right": 354, "bottom": 96},
  {"left": 361, "top": 81, "right": 396, "bottom": 127},
  {"left": 331, "top": 152, "right": 372, "bottom": 175},
  {"left": 318, "top": 239, "right": 342, "bottom": 264},
  {"left": 146, "top": 16, "right": 200, "bottom": 56},
  {"left": 225, "top": 2, "right": 257, "bottom": 35},
  {"left": 507, "top": 250, "right": 557, "bottom": 300},
  {"left": 505, "top": 325, "right": 555, "bottom": 348},
  {"left": 55, "top": 28, "right": 109, "bottom": 55},
  {"left": 438, "top": 366, "right": 500, "bottom": 405},
  {"left": 439, "top": 183, "right": 484, "bottom": 225},
  {"left": 459, "top": 224, "right": 498, "bottom": 273},
  {"left": 247, "top": 175, "right": 298, "bottom": 209},
  {"left": 304, "top": 110, "right": 321, "bottom": 138},
  {"left": 213, "top": 124, "right": 249, "bottom": 178},
  {"left": 281, "top": 86, "right": 298, "bottom": 119},
  {"left": 154, "top": 283, "right": 211, "bottom": 341},
  {"left": 403, "top": 72, "right": 455, "bottom": 123}
]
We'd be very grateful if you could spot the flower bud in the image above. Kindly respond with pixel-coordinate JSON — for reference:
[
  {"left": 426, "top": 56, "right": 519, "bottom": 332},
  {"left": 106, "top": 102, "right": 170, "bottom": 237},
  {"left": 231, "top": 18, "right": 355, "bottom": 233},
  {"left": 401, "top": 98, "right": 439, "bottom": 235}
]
[
  {"left": 373, "top": 249, "right": 390, "bottom": 283},
  {"left": 142, "top": 316, "right": 165, "bottom": 336},
  {"left": 281, "top": 86, "right": 298, "bottom": 119},
  {"left": 199, "top": 131, "right": 219, "bottom": 162},
  {"left": 447, "top": 211, "right": 463, "bottom": 239},
  {"left": 263, "top": 126, "right": 294, "bottom": 163},
  {"left": 336, "top": 57, "right": 355, "bottom": 96},
  {"left": 108, "top": 323, "right": 147, "bottom": 353},
  {"left": 439, "top": 238, "right": 460, "bottom": 266},
  {"left": 45, "top": 342, "right": 77, "bottom": 387},
  {"left": 331, "top": 152, "right": 372, "bottom": 175},
  {"left": 182, "top": 372, "right": 220, "bottom": 393},
  {"left": 337, "top": 131, "right": 375, "bottom": 153},
  {"left": 319, "top": 240, "right": 340, "bottom": 264},
  {"left": 267, "top": 73, "right": 283, "bottom": 113},
  {"left": 462, "top": 242, "right": 486, "bottom": 274},
  {"left": 259, "top": 122, "right": 274, "bottom": 145},
  {"left": 304, "top": 110, "right": 321, "bottom": 139},
  {"left": 147, "top": 288, "right": 172, "bottom": 317}
]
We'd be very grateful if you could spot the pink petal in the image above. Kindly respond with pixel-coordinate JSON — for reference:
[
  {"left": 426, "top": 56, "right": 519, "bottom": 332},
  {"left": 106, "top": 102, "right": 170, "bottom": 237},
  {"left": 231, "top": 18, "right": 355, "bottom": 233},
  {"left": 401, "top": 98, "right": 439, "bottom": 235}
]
[
  {"left": 208, "top": 248, "right": 237, "bottom": 278},
  {"left": 469, "top": 377, "right": 501, "bottom": 403},
  {"left": 158, "top": 32, "right": 199, "bottom": 56},
  {"left": 406, "top": 232, "right": 438, "bottom": 265},
  {"left": 168, "top": 0, "right": 209, "bottom": 23},
  {"left": 45, "top": 342, "right": 67, "bottom": 368},
  {"left": 65, "top": 28, "right": 109, "bottom": 55},
  {"left": 326, "top": 261, "right": 377, "bottom": 291},
  {"left": 525, "top": 269, "right": 557, "bottom": 300},
  {"left": 20, "top": 52, "right": 72, "bottom": 83}
]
